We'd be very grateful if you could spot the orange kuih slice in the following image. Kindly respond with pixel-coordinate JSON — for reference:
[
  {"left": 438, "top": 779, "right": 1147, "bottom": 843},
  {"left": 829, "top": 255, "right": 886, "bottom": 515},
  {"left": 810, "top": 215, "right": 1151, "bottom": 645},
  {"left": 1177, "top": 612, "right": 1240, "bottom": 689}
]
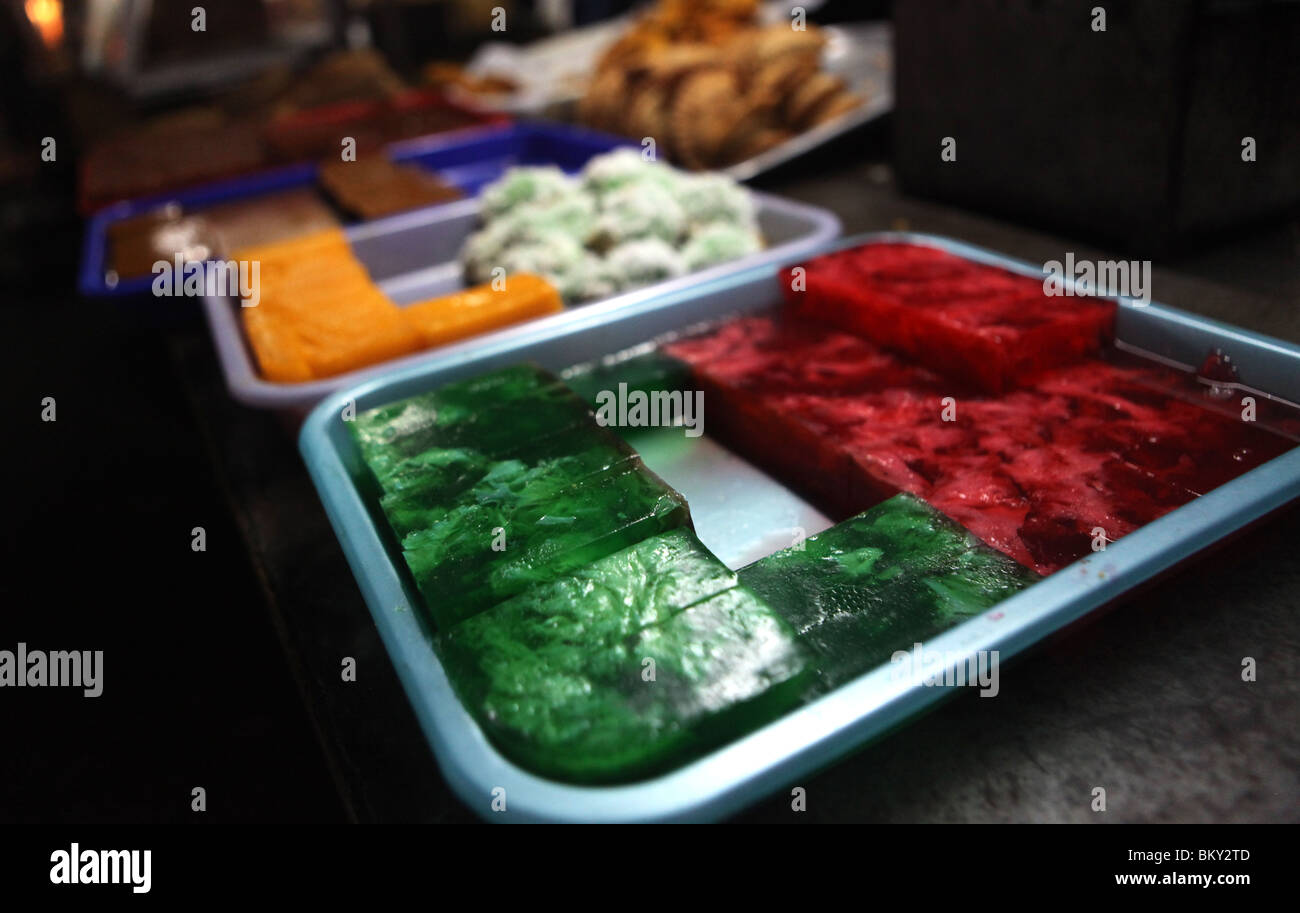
[
  {"left": 258, "top": 255, "right": 370, "bottom": 282},
  {"left": 242, "top": 304, "right": 314, "bottom": 383},
  {"left": 258, "top": 271, "right": 377, "bottom": 311},
  {"left": 234, "top": 228, "right": 352, "bottom": 267},
  {"left": 254, "top": 256, "right": 372, "bottom": 294},
  {"left": 246, "top": 259, "right": 365, "bottom": 302},
  {"left": 402, "top": 274, "right": 563, "bottom": 348},
  {"left": 291, "top": 288, "right": 422, "bottom": 378},
  {"left": 239, "top": 229, "right": 425, "bottom": 381}
]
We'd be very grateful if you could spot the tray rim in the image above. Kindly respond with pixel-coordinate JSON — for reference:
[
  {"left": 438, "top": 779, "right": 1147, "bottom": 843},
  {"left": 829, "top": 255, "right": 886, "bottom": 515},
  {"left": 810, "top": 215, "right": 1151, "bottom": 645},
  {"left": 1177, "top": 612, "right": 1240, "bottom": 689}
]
[
  {"left": 201, "top": 190, "right": 842, "bottom": 412},
  {"left": 298, "top": 230, "right": 1300, "bottom": 822}
]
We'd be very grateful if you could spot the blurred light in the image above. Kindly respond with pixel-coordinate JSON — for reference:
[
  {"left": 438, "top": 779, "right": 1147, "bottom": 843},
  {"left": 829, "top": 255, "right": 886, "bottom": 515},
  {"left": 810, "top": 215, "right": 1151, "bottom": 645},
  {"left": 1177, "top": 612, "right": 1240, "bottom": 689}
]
[{"left": 25, "top": 0, "right": 64, "bottom": 48}]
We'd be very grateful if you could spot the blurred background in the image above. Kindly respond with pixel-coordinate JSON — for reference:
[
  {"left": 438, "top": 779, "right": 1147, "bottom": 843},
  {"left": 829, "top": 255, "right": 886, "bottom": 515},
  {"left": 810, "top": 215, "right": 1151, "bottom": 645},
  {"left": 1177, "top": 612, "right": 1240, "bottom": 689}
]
[{"left": 2, "top": 0, "right": 1296, "bottom": 823}]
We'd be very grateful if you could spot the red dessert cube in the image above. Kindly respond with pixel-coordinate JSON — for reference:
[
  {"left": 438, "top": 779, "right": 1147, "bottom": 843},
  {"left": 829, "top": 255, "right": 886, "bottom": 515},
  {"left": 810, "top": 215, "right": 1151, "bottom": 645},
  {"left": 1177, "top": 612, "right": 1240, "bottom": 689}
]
[
  {"left": 667, "top": 253, "right": 1293, "bottom": 576},
  {"left": 784, "top": 242, "right": 1116, "bottom": 393}
]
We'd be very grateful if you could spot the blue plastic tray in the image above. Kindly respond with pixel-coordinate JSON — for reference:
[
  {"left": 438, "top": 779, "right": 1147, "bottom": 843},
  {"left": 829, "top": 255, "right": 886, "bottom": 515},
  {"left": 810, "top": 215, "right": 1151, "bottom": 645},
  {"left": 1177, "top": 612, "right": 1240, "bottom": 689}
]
[
  {"left": 298, "top": 233, "right": 1300, "bottom": 822},
  {"left": 78, "top": 122, "right": 633, "bottom": 298}
]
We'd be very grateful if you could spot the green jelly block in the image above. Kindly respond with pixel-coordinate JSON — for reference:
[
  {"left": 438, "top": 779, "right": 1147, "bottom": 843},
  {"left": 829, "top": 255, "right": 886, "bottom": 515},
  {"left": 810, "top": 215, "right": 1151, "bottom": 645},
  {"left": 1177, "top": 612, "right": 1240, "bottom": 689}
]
[
  {"left": 439, "top": 565, "right": 808, "bottom": 783},
  {"left": 351, "top": 365, "right": 594, "bottom": 487},
  {"left": 354, "top": 364, "right": 555, "bottom": 462},
  {"left": 376, "top": 419, "right": 636, "bottom": 508},
  {"left": 403, "top": 464, "right": 691, "bottom": 628},
  {"left": 562, "top": 348, "right": 693, "bottom": 411},
  {"left": 739, "top": 492, "right": 1040, "bottom": 693},
  {"left": 376, "top": 446, "right": 492, "bottom": 501},
  {"left": 450, "top": 527, "right": 739, "bottom": 641},
  {"left": 379, "top": 426, "right": 640, "bottom": 538},
  {"left": 365, "top": 364, "right": 555, "bottom": 432}
]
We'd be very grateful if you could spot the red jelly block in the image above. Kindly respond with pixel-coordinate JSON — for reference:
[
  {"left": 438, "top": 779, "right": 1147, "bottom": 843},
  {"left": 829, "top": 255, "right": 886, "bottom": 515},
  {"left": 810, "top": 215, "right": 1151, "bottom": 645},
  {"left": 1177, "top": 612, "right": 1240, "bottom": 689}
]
[
  {"left": 666, "top": 318, "right": 948, "bottom": 516},
  {"left": 774, "top": 390, "right": 944, "bottom": 511},
  {"left": 924, "top": 460, "right": 1036, "bottom": 569},
  {"left": 1034, "top": 360, "right": 1295, "bottom": 498},
  {"left": 667, "top": 311, "right": 1294, "bottom": 576},
  {"left": 665, "top": 316, "right": 945, "bottom": 398},
  {"left": 783, "top": 242, "right": 1117, "bottom": 393}
]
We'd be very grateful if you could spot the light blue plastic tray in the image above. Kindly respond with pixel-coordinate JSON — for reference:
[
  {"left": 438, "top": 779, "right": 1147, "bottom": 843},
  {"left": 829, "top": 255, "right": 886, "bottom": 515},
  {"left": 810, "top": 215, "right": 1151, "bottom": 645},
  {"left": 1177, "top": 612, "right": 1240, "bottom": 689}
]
[{"left": 298, "top": 233, "right": 1300, "bottom": 822}]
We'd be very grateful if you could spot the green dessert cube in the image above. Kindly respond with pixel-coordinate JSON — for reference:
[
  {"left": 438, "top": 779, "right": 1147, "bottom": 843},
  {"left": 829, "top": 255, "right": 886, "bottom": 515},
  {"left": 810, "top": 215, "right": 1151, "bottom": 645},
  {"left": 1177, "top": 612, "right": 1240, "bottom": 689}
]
[
  {"left": 403, "top": 463, "right": 691, "bottom": 628},
  {"left": 374, "top": 446, "right": 492, "bottom": 501},
  {"left": 378, "top": 425, "right": 639, "bottom": 538},
  {"left": 375, "top": 419, "right": 636, "bottom": 506},
  {"left": 634, "top": 587, "right": 809, "bottom": 741},
  {"left": 445, "top": 528, "right": 737, "bottom": 644},
  {"left": 438, "top": 532, "right": 808, "bottom": 783},
  {"left": 351, "top": 365, "right": 594, "bottom": 488},
  {"left": 562, "top": 347, "right": 693, "bottom": 412},
  {"left": 739, "top": 493, "right": 1040, "bottom": 693}
]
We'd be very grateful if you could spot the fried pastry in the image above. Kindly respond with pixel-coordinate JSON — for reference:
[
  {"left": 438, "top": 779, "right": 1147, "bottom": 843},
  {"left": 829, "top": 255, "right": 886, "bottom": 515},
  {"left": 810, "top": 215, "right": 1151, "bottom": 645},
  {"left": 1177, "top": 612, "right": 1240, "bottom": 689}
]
[{"left": 580, "top": 12, "right": 861, "bottom": 170}]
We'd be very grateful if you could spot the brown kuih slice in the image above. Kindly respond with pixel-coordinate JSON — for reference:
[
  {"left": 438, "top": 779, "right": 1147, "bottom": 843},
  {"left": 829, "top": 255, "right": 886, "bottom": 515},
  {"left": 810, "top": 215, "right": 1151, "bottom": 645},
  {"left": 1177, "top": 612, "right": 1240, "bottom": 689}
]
[{"left": 318, "top": 158, "right": 461, "bottom": 220}]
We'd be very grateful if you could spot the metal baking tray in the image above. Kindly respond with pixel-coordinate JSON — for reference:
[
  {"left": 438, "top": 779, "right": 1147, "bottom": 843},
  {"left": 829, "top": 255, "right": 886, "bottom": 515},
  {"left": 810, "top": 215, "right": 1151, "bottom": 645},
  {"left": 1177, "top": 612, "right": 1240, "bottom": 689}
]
[
  {"left": 722, "top": 22, "right": 893, "bottom": 182},
  {"left": 203, "top": 191, "right": 841, "bottom": 413},
  {"left": 298, "top": 232, "right": 1300, "bottom": 822}
]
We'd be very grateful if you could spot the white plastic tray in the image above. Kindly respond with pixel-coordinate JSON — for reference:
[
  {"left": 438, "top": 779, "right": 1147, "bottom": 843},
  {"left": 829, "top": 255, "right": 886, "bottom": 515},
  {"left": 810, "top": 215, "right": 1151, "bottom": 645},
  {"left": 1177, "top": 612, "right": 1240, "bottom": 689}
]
[{"left": 202, "top": 192, "right": 840, "bottom": 412}]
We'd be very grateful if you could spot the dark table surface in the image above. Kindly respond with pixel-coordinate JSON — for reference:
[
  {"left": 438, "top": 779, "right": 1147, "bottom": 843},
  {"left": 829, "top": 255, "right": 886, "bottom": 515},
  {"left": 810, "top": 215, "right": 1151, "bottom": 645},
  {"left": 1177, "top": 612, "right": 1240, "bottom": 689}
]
[{"left": 171, "top": 135, "right": 1300, "bottom": 824}]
